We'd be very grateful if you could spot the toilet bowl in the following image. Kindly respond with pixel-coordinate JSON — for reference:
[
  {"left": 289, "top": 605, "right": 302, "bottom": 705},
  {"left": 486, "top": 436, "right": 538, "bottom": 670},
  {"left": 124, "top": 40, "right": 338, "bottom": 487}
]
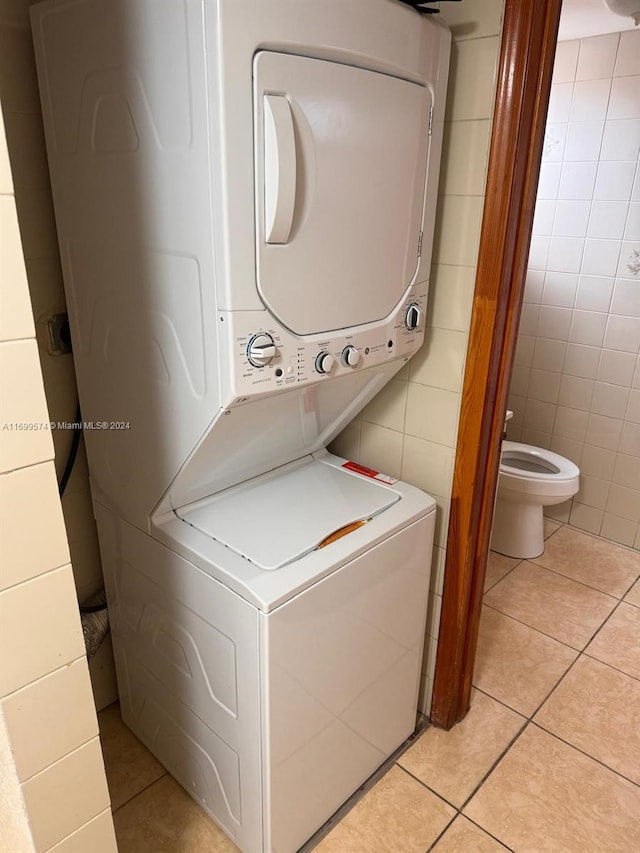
[{"left": 491, "top": 441, "right": 580, "bottom": 559}]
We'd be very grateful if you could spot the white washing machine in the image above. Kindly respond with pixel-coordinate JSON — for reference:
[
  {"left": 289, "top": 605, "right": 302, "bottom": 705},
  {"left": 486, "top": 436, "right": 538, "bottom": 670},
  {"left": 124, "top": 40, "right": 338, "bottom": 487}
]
[{"left": 31, "top": 1, "right": 450, "bottom": 850}]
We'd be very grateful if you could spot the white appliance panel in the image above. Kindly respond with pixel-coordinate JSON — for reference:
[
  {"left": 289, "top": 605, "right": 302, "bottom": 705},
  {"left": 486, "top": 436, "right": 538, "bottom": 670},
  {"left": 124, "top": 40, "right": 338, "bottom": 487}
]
[
  {"left": 219, "top": 286, "right": 428, "bottom": 405},
  {"left": 116, "top": 646, "right": 246, "bottom": 842},
  {"left": 31, "top": 0, "right": 221, "bottom": 532},
  {"left": 159, "top": 362, "right": 400, "bottom": 514},
  {"left": 96, "top": 500, "right": 434, "bottom": 853},
  {"left": 178, "top": 457, "right": 400, "bottom": 570},
  {"left": 96, "top": 503, "right": 264, "bottom": 852},
  {"left": 254, "top": 51, "right": 431, "bottom": 335},
  {"left": 263, "top": 515, "right": 432, "bottom": 852}
]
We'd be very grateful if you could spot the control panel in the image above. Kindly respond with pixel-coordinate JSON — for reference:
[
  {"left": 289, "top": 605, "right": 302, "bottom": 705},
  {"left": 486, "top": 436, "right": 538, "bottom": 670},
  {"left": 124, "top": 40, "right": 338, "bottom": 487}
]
[{"left": 221, "top": 284, "right": 428, "bottom": 405}]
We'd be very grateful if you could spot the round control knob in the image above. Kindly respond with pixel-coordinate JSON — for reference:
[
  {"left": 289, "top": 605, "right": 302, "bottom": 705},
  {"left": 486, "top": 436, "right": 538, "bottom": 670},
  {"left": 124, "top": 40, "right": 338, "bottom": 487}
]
[
  {"left": 315, "top": 351, "right": 335, "bottom": 375},
  {"left": 405, "top": 303, "right": 422, "bottom": 331},
  {"left": 247, "top": 333, "right": 277, "bottom": 367},
  {"left": 341, "top": 345, "right": 361, "bottom": 368}
]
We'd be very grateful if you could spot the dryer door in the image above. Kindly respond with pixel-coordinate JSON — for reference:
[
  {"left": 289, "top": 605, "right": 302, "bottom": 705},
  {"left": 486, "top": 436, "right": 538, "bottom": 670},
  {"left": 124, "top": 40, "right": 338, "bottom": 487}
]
[{"left": 254, "top": 51, "right": 431, "bottom": 336}]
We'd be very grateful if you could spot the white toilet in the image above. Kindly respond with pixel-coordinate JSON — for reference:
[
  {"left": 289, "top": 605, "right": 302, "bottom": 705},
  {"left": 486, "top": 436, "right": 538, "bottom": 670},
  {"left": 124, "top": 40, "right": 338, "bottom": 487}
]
[{"left": 491, "top": 440, "right": 580, "bottom": 559}]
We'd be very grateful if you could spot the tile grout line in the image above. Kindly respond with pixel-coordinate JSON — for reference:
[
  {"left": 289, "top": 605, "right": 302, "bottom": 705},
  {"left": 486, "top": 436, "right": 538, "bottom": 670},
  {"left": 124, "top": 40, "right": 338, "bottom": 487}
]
[
  {"left": 399, "top": 705, "right": 529, "bottom": 849},
  {"left": 525, "top": 556, "right": 638, "bottom": 599},
  {"left": 422, "top": 809, "right": 458, "bottom": 853},
  {"left": 483, "top": 523, "right": 563, "bottom": 593},
  {"left": 529, "top": 719, "right": 640, "bottom": 789},
  {"left": 581, "top": 592, "right": 638, "bottom": 656},
  {"left": 394, "top": 763, "right": 460, "bottom": 812},
  {"left": 549, "top": 519, "right": 640, "bottom": 557},
  {"left": 475, "top": 641, "right": 639, "bottom": 788},
  {"left": 470, "top": 683, "right": 535, "bottom": 718},
  {"left": 456, "top": 723, "right": 530, "bottom": 815},
  {"left": 582, "top": 648, "right": 640, "bottom": 683},
  {"left": 456, "top": 814, "right": 517, "bottom": 852},
  {"left": 302, "top": 718, "right": 430, "bottom": 851},
  {"left": 483, "top": 558, "right": 523, "bottom": 594},
  {"left": 481, "top": 600, "right": 586, "bottom": 651},
  {"left": 110, "top": 770, "right": 168, "bottom": 817},
  {"left": 493, "top": 551, "right": 626, "bottom": 599}
]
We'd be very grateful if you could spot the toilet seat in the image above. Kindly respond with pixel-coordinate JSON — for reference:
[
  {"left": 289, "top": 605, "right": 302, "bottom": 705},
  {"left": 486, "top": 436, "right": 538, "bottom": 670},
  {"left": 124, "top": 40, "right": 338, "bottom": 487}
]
[{"left": 499, "top": 441, "right": 580, "bottom": 499}]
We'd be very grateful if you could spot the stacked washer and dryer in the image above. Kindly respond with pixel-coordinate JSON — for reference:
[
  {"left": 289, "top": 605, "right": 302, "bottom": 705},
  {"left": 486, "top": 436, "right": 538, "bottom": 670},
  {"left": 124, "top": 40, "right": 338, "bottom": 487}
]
[{"left": 31, "top": 1, "right": 450, "bottom": 850}]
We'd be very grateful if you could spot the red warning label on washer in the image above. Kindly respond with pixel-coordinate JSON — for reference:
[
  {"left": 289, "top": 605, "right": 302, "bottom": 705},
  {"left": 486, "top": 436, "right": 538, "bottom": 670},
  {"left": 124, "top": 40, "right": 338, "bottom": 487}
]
[{"left": 342, "top": 461, "right": 398, "bottom": 485}]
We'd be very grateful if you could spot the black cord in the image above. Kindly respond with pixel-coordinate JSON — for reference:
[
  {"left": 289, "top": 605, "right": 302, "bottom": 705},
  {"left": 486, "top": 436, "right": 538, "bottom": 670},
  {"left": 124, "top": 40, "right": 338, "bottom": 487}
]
[
  {"left": 56, "top": 404, "right": 108, "bottom": 614},
  {"left": 58, "top": 403, "right": 82, "bottom": 496},
  {"left": 79, "top": 602, "right": 108, "bottom": 613},
  {"left": 396, "top": 0, "right": 461, "bottom": 14}
]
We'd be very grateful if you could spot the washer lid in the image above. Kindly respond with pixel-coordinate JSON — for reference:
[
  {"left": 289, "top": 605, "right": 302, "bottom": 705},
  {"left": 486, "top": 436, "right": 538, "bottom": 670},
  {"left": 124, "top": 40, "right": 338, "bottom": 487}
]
[{"left": 176, "top": 458, "right": 400, "bottom": 570}]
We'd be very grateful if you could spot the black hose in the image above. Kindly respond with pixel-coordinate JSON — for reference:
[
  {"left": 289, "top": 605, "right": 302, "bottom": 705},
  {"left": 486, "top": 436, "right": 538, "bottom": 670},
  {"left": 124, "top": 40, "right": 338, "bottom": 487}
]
[
  {"left": 58, "top": 403, "right": 82, "bottom": 496},
  {"left": 396, "top": 0, "right": 461, "bottom": 13},
  {"left": 79, "top": 602, "right": 108, "bottom": 613},
  {"left": 57, "top": 404, "right": 108, "bottom": 614}
]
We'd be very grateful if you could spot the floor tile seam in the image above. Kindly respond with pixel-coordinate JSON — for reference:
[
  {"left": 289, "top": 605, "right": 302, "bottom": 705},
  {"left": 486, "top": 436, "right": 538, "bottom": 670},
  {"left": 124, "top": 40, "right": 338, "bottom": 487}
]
[
  {"left": 582, "top": 593, "right": 626, "bottom": 639},
  {"left": 422, "top": 809, "right": 458, "bottom": 853},
  {"left": 523, "top": 650, "right": 586, "bottom": 722},
  {"left": 543, "top": 523, "right": 563, "bottom": 539},
  {"left": 529, "top": 720, "right": 640, "bottom": 789},
  {"left": 469, "top": 683, "right": 531, "bottom": 718},
  {"left": 394, "top": 762, "right": 463, "bottom": 814},
  {"left": 473, "top": 645, "right": 580, "bottom": 724},
  {"left": 472, "top": 682, "right": 530, "bottom": 721},
  {"left": 553, "top": 524, "right": 640, "bottom": 555},
  {"left": 623, "top": 595, "right": 640, "bottom": 608},
  {"left": 517, "top": 558, "right": 623, "bottom": 600},
  {"left": 570, "top": 648, "right": 640, "bottom": 683},
  {"left": 456, "top": 720, "right": 529, "bottom": 814},
  {"left": 110, "top": 770, "right": 168, "bottom": 816},
  {"left": 577, "top": 594, "right": 636, "bottom": 656},
  {"left": 481, "top": 601, "right": 586, "bottom": 651},
  {"left": 483, "top": 559, "right": 522, "bottom": 594},
  {"left": 620, "top": 573, "right": 640, "bottom": 598},
  {"left": 456, "top": 814, "right": 517, "bottom": 852},
  {"left": 581, "top": 596, "right": 640, "bottom": 677}
]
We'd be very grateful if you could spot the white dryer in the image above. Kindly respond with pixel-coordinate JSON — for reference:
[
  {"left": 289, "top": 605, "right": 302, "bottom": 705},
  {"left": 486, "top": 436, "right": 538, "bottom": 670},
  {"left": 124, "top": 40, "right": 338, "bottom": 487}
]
[{"left": 31, "top": 0, "right": 450, "bottom": 850}]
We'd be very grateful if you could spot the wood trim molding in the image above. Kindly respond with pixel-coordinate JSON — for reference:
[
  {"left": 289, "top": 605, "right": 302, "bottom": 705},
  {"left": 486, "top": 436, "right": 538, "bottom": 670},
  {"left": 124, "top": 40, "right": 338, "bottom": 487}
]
[{"left": 430, "top": 0, "right": 562, "bottom": 729}]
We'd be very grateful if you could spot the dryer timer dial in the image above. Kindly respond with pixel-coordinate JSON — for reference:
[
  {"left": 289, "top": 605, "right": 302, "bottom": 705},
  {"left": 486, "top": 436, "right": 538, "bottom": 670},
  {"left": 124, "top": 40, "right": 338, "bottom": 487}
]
[
  {"left": 247, "top": 333, "right": 277, "bottom": 367},
  {"left": 405, "top": 303, "right": 422, "bottom": 331},
  {"left": 341, "top": 345, "right": 361, "bottom": 368}
]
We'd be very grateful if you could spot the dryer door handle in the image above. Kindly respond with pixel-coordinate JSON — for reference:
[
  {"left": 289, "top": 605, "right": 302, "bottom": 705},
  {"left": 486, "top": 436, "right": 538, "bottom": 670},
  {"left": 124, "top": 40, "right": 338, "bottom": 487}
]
[{"left": 264, "top": 94, "right": 297, "bottom": 244}]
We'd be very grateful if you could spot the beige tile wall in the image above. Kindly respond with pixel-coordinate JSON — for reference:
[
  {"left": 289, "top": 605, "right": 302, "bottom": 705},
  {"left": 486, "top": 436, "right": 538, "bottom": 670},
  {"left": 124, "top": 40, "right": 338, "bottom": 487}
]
[
  {"left": 0, "top": 709, "right": 35, "bottom": 853},
  {"left": 0, "top": 1, "right": 105, "bottom": 605},
  {"left": 0, "top": 0, "right": 115, "bottom": 706},
  {"left": 508, "top": 31, "right": 640, "bottom": 551},
  {"left": 331, "top": 1, "right": 506, "bottom": 713},
  {"left": 0, "top": 108, "right": 117, "bottom": 852}
]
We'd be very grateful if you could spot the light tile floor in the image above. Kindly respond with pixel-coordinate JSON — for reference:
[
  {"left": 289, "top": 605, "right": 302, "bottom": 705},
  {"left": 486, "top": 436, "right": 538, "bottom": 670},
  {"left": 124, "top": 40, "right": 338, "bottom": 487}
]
[{"left": 99, "top": 522, "right": 640, "bottom": 852}]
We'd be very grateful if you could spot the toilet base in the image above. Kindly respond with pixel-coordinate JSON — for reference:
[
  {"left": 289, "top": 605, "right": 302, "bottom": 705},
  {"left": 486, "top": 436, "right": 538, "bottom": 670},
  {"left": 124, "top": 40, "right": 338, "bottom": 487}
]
[{"left": 490, "top": 497, "right": 545, "bottom": 560}]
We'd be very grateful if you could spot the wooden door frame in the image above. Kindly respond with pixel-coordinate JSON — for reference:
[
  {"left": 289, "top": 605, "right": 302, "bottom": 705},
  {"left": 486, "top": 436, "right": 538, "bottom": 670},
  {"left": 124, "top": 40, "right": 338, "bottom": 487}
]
[{"left": 430, "top": 0, "right": 563, "bottom": 729}]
